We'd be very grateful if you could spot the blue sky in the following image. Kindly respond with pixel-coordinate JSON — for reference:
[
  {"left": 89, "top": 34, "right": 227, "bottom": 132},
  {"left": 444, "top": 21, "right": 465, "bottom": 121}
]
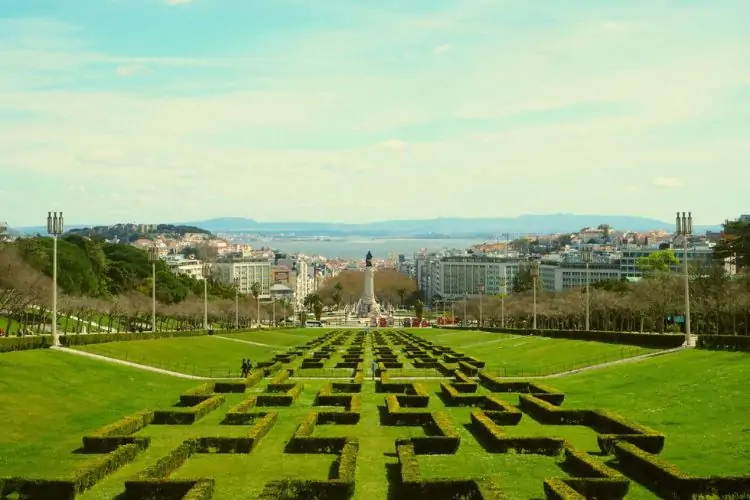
[{"left": 1, "top": 0, "right": 748, "bottom": 227}]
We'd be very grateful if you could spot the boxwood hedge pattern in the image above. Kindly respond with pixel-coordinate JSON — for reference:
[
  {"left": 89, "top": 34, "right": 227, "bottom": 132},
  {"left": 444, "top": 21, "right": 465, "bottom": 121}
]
[{"left": 2, "top": 328, "right": 749, "bottom": 499}]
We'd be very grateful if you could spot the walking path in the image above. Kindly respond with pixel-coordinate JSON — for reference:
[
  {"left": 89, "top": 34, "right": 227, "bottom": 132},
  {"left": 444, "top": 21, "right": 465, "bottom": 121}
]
[
  {"left": 49, "top": 340, "right": 690, "bottom": 382},
  {"left": 498, "top": 346, "right": 688, "bottom": 379},
  {"left": 213, "top": 335, "right": 285, "bottom": 349},
  {"left": 50, "top": 346, "right": 225, "bottom": 380}
]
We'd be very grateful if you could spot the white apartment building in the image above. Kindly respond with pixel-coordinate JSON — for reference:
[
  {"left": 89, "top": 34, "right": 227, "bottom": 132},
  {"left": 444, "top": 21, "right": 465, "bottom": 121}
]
[
  {"left": 164, "top": 256, "right": 205, "bottom": 279},
  {"left": 619, "top": 245, "right": 714, "bottom": 277},
  {"left": 211, "top": 258, "right": 272, "bottom": 298},
  {"left": 277, "top": 257, "right": 309, "bottom": 309},
  {"left": 433, "top": 255, "right": 521, "bottom": 301},
  {"left": 540, "top": 261, "right": 623, "bottom": 292}
]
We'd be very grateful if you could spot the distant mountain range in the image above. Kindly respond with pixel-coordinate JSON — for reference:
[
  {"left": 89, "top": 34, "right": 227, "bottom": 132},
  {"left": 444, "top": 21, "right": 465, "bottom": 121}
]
[
  {"left": 178, "top": 214, "right": 721, "bottom": 237},
  {"left": 11, "top": 214, "right": 722, "bottom": 238}
]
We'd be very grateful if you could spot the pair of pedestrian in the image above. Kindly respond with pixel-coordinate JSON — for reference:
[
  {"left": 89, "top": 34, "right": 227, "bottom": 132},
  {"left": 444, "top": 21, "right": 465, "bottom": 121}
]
[{"left": 241, "top": 358, "right": 253, "bottom": 378}]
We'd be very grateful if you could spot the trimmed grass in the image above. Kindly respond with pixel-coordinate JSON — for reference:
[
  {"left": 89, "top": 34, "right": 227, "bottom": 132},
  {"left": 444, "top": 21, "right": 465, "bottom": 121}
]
[
  {"left": 413, "top": 328, "right": 658, "bottom": 375},
  {"left": 73, "top": 335, "right": 285, "bottom": 377},
  {"left": 224, "top": 328, "right": 322, "bottom": 347},
  {"left": 2, "top": 329, "right": 748, "bottom": 499},
  {"left": 0, "top": 349, "right": 195, "bottom": 476},
  {"left": 551, "top": 348, "right": 750, "bottom": 476}
]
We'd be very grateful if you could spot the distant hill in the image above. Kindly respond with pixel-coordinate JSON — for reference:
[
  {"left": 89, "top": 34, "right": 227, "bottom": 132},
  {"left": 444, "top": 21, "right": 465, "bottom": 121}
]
[
  {"left": 181, "top": 214, "right": 722, "bottom": 236},
  {"left": 14, "top": 223, "right": 212, "bottom": 242},
  {"left": 66, "top": 223, "right": 212, "bottom": 243},
  {"left": 14, "top": 214, "right": 722, "bottom": 238}
]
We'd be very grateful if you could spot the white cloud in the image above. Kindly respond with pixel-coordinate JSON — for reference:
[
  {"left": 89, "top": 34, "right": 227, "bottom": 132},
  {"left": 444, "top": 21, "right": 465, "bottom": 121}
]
[
  {"left": 651, "top": 177, "right": 683, "bottom": 188},
  {"left": 0, "top": 3, "right": 749, "bottom": 225},
  {"left": 115, "top": 64, "right": 147, "bottom": 76},
  {"left": 433, "top": 44, "right": 451, "bottom": 55},
  {"left": 164, "top": 0, "right": 192, "bottom": 5},
  {"left": 381, "top": 139, "right": 408, "bottom": 150}
]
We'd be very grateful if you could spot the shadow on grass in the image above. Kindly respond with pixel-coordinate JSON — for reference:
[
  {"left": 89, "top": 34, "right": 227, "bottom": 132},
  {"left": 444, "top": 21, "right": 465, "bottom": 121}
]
[{"left": 385, "top": 461, "right": 403, "bottom": 500}]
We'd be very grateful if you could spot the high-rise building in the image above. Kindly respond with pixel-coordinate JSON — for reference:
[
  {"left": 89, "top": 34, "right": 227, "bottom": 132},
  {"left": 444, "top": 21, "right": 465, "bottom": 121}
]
[{"left": 212, "top": 258, "right": 272, "bottom": 298}]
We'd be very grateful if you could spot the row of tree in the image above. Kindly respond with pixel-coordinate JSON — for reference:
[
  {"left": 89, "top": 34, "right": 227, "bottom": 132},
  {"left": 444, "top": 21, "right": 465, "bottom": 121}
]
[
  {"left": 0, "top": 240, "right": 294, "bottom": 334},
  {"left": 450, "top": 242, "right": 750, "bottom": 334}
]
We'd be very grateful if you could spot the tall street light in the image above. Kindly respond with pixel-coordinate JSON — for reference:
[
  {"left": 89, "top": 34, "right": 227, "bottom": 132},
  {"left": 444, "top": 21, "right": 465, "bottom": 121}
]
[
  {"left": 234, "top": 277, "right": 240, "bottom": 330},
  {"left": 271, "top": 295, "right": 276, "bottom": 328},
  {"left": 676, "top": 212, "right": 693, "bottom": 345},
  {"left": 530, "top": 259, "right": 540, "bottom": 329},
  {"left": 581, "top": 248, "right": 592, "bottom": 331},
  {"left": 463, "top": 292, "right": 467, "bottom": 327},
  {"left": 202, "top": 263, "right": 210, "bottom": 330},
  {"left": 147, "top": 244, "right": 159, "bottom": 333},
  {"left": 478, "top": 283, "right": 485, "bottom": 328},
  {"left": 46, "top": 212, "right": 63, "bottom": 346},
  {"left": 500, "top": 268, "right": 507, "bottom": 328}
]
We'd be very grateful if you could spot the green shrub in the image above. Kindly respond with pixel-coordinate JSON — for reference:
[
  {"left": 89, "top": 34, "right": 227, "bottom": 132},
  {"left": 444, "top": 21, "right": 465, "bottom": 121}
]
[
  {"left": 59, "top": 330, "right": 207, "bottom": 347},
  {"left": 82, "top": 409, "right": 154, "bottom": 453},
  {"left": 0, "top": 335, "right": 49, "bottom": 352},
  {"left": 697, "top": 334, "right": 750, "bottom": 352},
  {"left": 153, "top": 395, "right": 225, "bottom": 425}
]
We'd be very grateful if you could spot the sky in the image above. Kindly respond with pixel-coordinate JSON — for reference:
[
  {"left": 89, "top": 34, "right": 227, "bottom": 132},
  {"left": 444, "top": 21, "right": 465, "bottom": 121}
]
[{"left": 1, "top": 0, "right": 749, "bottom": 227}]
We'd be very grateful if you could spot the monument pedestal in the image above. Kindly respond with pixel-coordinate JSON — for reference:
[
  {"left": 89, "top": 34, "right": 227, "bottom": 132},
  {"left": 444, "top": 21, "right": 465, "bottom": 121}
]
[{"left": 357, "top": 251, "right": 381, "bottom": 318}]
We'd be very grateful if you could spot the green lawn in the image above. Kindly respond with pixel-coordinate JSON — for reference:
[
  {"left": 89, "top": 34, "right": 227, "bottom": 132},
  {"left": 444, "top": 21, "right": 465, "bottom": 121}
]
[
  {"left": 2, "top": 329, "right": 748, "bottom": 499},
  {"left": 223, "top": 328, "right": 323, "bottom": 347},
  {"left": 413, "top": 328, "right": 658, "bottom": 375},
  {"left": 551, "top": 348, "right": 750, "bottom": 476},
  {"left": 0, "top": 349, "right": 195, "bottom": 476},
  {"left": 73, "top": 336, "right": 287, "bottom": 377}
]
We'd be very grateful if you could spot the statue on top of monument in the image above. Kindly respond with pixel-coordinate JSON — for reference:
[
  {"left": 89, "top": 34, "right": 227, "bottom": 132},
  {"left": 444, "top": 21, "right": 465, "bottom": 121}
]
[{"left": 365, "top": 251, "right": 373, "bottom": 267}]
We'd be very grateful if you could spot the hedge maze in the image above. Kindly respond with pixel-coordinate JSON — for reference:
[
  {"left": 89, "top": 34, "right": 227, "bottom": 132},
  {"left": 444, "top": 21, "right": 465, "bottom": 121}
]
[{"left": 3, "top": 329, "right": 750, "bottom": 499}]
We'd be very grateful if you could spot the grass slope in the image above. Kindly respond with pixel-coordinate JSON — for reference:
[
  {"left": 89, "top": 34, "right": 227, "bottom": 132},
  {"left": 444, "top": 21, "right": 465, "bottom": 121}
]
[
  {"left": 551, "top": 349, "right": 750, "bottom": 476},
  {"left": 73, "top": 335, "right": 287, "bottom": 377},
  {"left": 414, "top": 328, "right": 657, "bottom": 375},
  {"left": 0, "top": 349, "right": 194, "bottom": 476}
]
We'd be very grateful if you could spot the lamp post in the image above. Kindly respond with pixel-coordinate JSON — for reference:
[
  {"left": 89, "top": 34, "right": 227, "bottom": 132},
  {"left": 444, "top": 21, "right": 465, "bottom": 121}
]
[
  {"left": 500, "top": 270, "right": 506, "bottom": 328},
  {"left": 272, "top": 297, "right": 276, "bottom": 328},
  {"left": 581, "top": 248, "right": 592, "bottom": 331},
  {"left": 463, "top": 292, "right": 467, "bottom": 327},
  {"left": 202, "top": 263, "right": 210, "bottom": 330},
  {"left": 234, "top": 277, "right": 240, "bottom": 330},
  {"left": 46, "top": 212, "right": 63, "bottom": 346},
  {"left": 147, "top": 244, "right": 159, "bottom": 333},
  {"left": 478, "top": 283, "right": 484, "bottom": 328},
  {"left": 530, "top": 259, "right": 539, "bottom": 329},
  {"left": 676, "top": 212, "right": 693, "bottom": 345}
]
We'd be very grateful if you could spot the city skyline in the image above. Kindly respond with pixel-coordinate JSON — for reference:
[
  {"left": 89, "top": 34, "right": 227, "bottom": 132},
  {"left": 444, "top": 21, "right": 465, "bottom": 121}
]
[{"left": 2, "top": 1, "right": 749, "bottom": 226}]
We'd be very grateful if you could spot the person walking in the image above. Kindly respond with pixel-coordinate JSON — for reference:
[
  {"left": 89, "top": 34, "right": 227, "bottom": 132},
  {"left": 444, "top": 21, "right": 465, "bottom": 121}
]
[{"left": 371, "top": 359, "right": 377, "bottom": 381}]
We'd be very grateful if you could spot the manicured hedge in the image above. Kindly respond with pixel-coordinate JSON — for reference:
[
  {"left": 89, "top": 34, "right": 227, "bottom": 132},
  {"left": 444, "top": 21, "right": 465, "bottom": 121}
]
[
  {"left": 477, "top": 373, "right": 566, "bottom": 405},
  {"left": 395, "top": 441, "right": 507, "bottom": 499},
  {"left": 59, "top": 329, "right": 209, "bottom": 347},
  {"left": 558, "top": 444, "right": 630, "bottom": 498},
  {"left": 1, "top": 441, "right": 148, "bottom": 499},
  {"left": 179, "top": 383, "right": 215, "bottom": 406},
  {"left": 451, "top": 326, "right": 686, "bottom": 349},
  {"left": 267, "top": 435, "right": 359, "bottom": 495},
  {"left": 82, "top": 409, "right": 154, "bottom": 453},
  {"left": 153, "top": 395, "right": 226, "bottom": 425},
  {"left": 196, "top": 412, "right": 277, "bottom": 453},
  {"left": 613, "top": 441, "right": 750, "bottom": 499},
  {"left": 471, "top": 409, "right": 564, "bottom": 455},
  {"left": 256, "top": 383, "right": 303, "bottom": 407},
  {"left": 221, "top": 397, "right": 258, "bottom": 425},
  {"left": 697, "top": 334, "right": 750, "bottom": 352},
  {"left": 0, "top": 335, "right": 50, "bottom": 352}
]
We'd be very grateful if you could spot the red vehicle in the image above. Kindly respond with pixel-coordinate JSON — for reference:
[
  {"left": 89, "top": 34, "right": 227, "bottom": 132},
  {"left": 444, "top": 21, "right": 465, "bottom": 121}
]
[
  {"left": 378, "top": 317, "right": 387, "bottom": 327},
  {"left": 410, "top": 318, "right": 421, "bottom": 327},
  {"left": 420, "top": 320, "right": 429, "bottom": 327}
]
